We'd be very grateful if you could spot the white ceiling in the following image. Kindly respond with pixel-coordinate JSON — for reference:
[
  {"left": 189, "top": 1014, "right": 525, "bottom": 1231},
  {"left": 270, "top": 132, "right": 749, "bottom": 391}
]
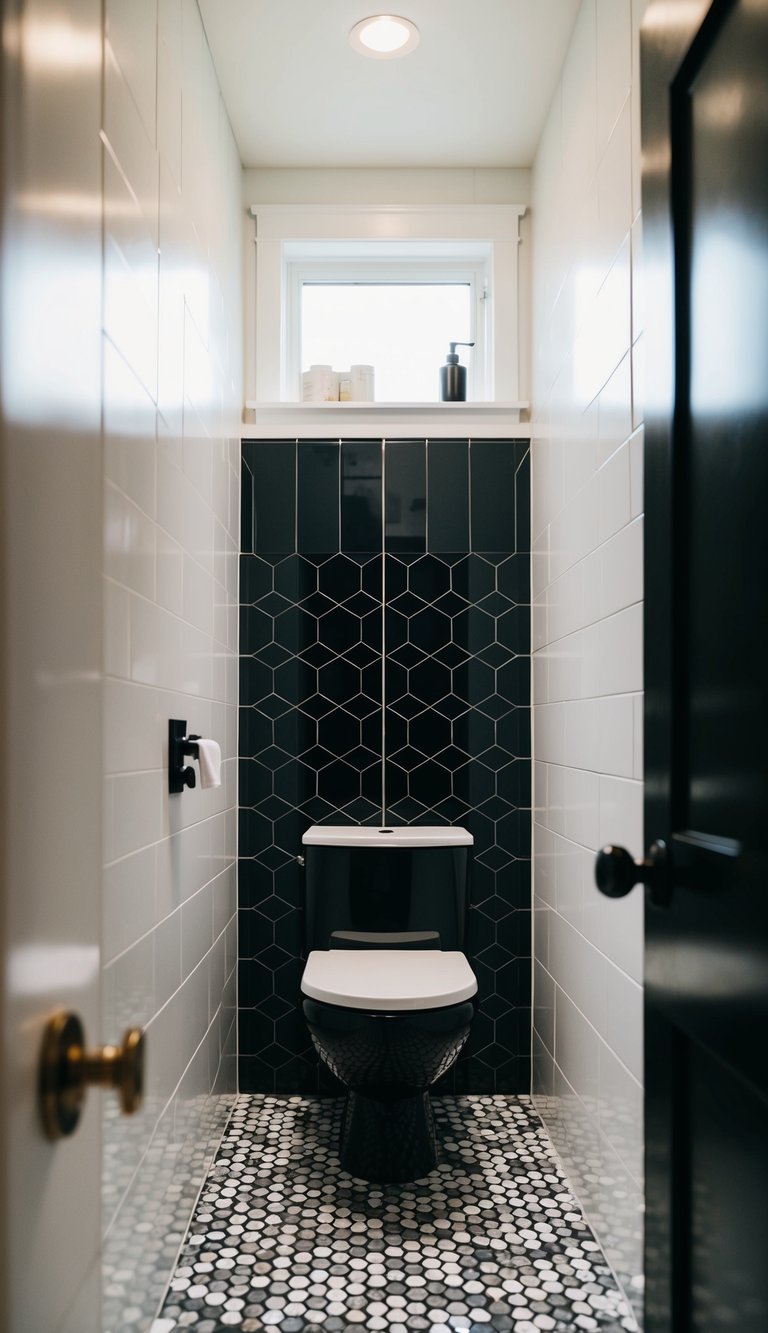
[{"left": 198, "top": 1, "right": 581, "bottom": 169}]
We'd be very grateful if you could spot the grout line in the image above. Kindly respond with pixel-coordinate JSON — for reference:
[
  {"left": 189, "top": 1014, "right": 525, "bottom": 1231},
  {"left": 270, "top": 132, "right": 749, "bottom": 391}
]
[
  {"left": 104, "top": 891, "right": 236, "bottom": 973},
  {"left": 101, "top": 1001, "right": 236, "bottom": 1244},
  {"left": 424, "top": 438, "right": 429, "bottom": 553},
  {"left": 381, "top": 438, "right": 386, "bottom": 825},
  {"left": 293, "top": 440, "right": 298, "bottom": 553},
  {"left": 467, "top": 437, "right": 472, "bottom": 551},
  {"left": 531, "top": 886, "right": 643, "bottom": 989}
]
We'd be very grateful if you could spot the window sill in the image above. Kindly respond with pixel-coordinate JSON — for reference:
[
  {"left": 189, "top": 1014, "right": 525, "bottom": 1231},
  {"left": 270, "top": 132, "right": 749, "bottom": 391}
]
[{"left": 242, "top": 400, "right": 531, "bottom": 439}]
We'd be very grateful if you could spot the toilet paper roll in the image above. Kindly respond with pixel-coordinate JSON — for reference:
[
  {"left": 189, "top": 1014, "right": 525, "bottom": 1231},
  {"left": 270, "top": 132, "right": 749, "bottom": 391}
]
[{"left": 196, "top": 738, "right": 222, "bottom": 789}]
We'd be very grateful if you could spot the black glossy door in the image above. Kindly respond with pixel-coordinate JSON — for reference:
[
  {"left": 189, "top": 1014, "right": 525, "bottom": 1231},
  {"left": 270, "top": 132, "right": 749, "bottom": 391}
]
[{"left": 641, "top": 1, "right": 768, "bottom": 1329}]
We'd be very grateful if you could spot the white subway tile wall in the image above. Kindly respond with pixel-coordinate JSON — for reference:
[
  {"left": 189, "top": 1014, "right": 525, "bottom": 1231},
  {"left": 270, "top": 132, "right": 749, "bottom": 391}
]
[
  {"left": 530, "top": 0, "right": 647, "bottom": 1317},
  {"left": 99, "top": 2, "right": 242, "bottom": 1328}
]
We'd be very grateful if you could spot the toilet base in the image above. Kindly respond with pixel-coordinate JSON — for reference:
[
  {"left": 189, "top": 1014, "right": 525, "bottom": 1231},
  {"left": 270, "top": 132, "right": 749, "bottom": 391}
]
[{"left": 339, "top": 1090, "right": 437, "bottom": 1182}]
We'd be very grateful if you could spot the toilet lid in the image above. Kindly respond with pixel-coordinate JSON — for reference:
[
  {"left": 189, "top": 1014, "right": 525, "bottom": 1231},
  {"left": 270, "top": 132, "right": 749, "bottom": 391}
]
[{"left": 301, "top": 949, "right": 477, "bottom": 1011}]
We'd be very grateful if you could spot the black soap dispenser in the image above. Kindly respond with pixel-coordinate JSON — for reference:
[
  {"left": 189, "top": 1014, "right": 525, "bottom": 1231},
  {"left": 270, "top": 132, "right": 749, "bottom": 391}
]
[{"left": 440, "top": 341, "right": 475, "bottom": 401}]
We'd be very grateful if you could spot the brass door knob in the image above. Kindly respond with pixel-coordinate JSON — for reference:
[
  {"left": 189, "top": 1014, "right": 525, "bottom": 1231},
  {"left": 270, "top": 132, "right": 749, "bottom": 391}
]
[{"left": 39, "top": 1010, "right": 145, "bottom": 1140}]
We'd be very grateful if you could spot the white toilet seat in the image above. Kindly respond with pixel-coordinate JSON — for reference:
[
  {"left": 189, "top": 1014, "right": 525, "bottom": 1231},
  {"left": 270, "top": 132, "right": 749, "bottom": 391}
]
[{"left": 301, "top": 949, "right": 477, "bottom": 1011}]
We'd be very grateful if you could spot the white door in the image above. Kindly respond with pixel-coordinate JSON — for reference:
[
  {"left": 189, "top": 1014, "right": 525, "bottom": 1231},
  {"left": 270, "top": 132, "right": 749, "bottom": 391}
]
[{"left": 0, "top": 0, "right": 104, "bottom": 1328}]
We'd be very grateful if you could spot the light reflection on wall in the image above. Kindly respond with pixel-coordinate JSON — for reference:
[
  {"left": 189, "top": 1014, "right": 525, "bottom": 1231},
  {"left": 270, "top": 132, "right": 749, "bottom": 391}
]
[{"left": 3, "top": 12, "right": 101, "bottom": 72}]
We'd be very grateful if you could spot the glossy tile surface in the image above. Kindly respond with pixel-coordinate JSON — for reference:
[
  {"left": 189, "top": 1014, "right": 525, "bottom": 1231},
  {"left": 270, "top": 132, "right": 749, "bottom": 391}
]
[
  {"left": 529, "top": 0, "right": 646, "bottom": 1316},
  {"left": 471, "top": 441, "right": 530, "bottom": 553},
  {"left": 384, "top": 549, "right": 530, "bottom": 828},
  {"left": 239, "top": 439, "right": 531, "bottom": 1097},
  {"left": 101, "top": 0, "right": 241, "bottom": 1327},
  {"left": 427, "top": 439, "right": 470, "bottom": 553},
  {"left": 158, "top": 1094, "right": 638, "bottom": 1332},
  {"left": 342, "top": 441, "right": 382, "bottom": 552},
  {"left": 248, "top": 440, "right": 297, "bottom": 554},
  {"left": 298, "top": 443, "right": 341, "bottom": 553},
  {"left": 385, "top": 440, "right": 426, "bottom": 553},
  {"left": 239, "top": 551, "right": 383, "bottom": 822}
]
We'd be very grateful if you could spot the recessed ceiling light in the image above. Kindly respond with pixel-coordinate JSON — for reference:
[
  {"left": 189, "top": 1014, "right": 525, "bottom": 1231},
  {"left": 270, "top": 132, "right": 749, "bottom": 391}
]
[{"left": 349, "top": 14, "right": 420, "bottom": 59}]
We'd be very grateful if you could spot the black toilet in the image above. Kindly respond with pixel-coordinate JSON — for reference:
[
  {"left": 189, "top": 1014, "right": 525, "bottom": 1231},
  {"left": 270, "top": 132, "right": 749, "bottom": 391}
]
[{"left": 299, "top": 825, "right": 477, "bottom": 1182}]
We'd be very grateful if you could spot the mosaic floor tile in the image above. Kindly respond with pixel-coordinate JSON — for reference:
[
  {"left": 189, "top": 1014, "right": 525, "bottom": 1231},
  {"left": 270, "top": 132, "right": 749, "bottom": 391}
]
[{"left": 156, "top": 1095, "right": 638, "bottom": 1333}]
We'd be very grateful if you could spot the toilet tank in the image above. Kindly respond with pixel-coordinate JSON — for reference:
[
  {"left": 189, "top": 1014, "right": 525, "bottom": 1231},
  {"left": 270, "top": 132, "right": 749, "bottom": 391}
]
[{"left": 302, "top": 825, "right": 473, "bottom": 952}]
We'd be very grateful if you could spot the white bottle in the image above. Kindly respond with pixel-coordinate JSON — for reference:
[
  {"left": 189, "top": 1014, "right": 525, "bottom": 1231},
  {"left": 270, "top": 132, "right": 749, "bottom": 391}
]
[
  {"left": 302, "top": 364, "right": 335, "bottom": 402},
  {"left": 350, "top": 364, "right": 375, "bottom": 402}
]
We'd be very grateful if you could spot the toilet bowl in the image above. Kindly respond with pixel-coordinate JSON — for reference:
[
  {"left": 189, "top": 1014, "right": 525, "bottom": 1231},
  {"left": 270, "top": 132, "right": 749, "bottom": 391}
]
[{"left": 299, "top": 825, "right": 477, "bottom": 1182}]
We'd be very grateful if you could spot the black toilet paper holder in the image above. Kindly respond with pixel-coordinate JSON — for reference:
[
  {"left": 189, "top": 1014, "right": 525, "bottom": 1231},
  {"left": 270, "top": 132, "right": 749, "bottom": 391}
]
[{"left": 169, "top": 719, "right": 201, "bottom": 793}]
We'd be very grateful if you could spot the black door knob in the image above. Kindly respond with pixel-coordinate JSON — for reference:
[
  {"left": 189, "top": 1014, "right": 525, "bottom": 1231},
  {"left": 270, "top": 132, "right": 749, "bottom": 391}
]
[{"left": 595, "top": 841, "right": 672, "bottom": 908}]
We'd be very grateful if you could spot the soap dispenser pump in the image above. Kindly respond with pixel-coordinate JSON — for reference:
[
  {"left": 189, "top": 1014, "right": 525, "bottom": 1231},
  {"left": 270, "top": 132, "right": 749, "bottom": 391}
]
[{"left": 440, "top": 341, "right": 475, "bottom": 402}]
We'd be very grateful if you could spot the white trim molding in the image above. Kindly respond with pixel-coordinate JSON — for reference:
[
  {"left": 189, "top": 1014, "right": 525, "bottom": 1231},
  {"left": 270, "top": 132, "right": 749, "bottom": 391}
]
[
  {"left": 247, "top": 203, "right": 526, "bottom": 410},
  {"left": 241, "top": 401, "right": 531, "bottom": 440}
]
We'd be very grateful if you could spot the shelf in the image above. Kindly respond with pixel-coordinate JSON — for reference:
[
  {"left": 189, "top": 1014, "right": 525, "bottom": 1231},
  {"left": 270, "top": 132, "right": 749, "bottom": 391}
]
[
  {"left": 245, "top": 400, "right": 529, "bottom": 411},
  {"left": 242, "top": 400, "right": 531, "bottom": 440}
]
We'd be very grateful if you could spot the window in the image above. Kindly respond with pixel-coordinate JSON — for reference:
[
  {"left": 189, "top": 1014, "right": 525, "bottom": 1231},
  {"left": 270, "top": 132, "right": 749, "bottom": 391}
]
[
  {"left": 290, "top": 254, "right": 484, "bottom": 401},
  {"left": 248, "top": 205, "right": 525, "bottom": 405}
]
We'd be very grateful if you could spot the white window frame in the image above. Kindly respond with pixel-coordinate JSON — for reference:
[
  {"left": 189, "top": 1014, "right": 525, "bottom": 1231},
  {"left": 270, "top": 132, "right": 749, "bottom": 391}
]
[
  {"left": 286, "top": 255, "right": 489, "bottom": 403},
  {"left": 247, "top": 205, "right": 525, "bottom": 404}
]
